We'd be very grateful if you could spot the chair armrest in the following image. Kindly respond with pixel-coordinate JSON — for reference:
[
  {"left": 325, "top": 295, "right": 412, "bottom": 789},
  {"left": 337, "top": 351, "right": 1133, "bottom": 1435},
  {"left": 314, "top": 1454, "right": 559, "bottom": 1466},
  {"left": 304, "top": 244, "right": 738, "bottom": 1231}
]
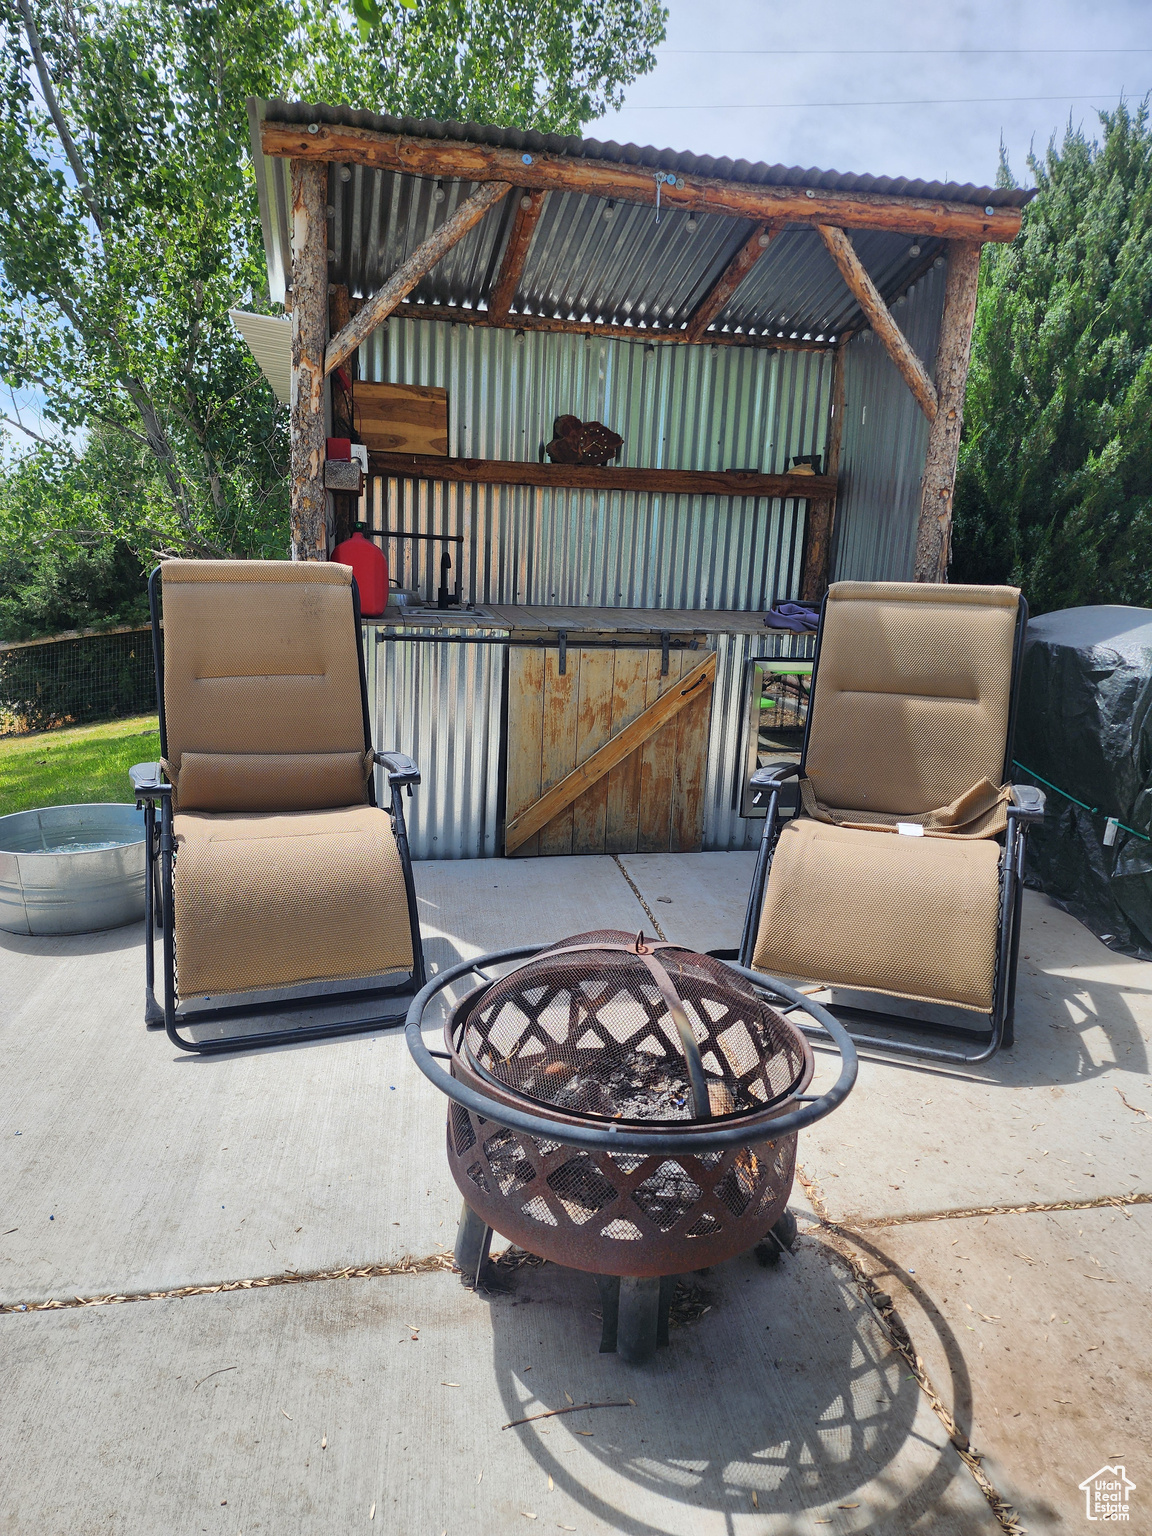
[
  {"left": 129, "top": 762, "right": 171, "bottom": 805},
  {"left": 750, "top": 761, "right": 800, "bottom": 790},
  {"left": 378, "top": 751, "right": 421, "bottom": 788},
  {"left": 1008, "top": 784, "right": 1046, "bottom": 822}
]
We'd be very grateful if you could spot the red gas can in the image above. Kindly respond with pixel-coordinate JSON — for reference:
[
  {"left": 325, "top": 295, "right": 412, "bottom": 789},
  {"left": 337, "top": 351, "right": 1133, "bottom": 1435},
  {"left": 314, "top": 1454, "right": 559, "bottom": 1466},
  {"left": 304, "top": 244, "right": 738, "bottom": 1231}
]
[{"left": 332, "top": 529, "right": 389, "bottom": 617}]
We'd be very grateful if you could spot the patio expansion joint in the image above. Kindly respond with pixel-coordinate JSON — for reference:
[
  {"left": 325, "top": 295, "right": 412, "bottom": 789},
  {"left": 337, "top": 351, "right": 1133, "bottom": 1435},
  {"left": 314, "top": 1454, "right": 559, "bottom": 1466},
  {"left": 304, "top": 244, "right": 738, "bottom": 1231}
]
[
  {"left": 834, "top": 1189, "right": 1152, "bottom": 1232},
  {"left": 611, "top": 854, "right": 668, "bottom": 940},
  {"left": 796, "top": 1162, "right": 1026, "bottom": 1536},
  {"left": 0, "top": 1251, "right": 459, "bottom": 1318}
]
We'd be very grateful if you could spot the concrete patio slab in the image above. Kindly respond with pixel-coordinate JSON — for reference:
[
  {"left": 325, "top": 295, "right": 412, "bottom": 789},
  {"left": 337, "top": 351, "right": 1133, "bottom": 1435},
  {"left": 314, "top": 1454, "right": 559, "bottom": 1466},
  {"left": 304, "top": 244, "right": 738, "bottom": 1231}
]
[
  {"left": 4, "top": 846, "right": 1151, "bottom": 1532},
  {"left": 0, "top": 1238, "right": 1001, "bottom": 1536},
  {"left": 845, "top": 1204, "right": 1152, "bottom": 1534},
  {"left": 0, "top": 857, "right": 647, "bottom": 1306},
  {"left": 616, "top": 851, "right": 756, "bottom": 952}
]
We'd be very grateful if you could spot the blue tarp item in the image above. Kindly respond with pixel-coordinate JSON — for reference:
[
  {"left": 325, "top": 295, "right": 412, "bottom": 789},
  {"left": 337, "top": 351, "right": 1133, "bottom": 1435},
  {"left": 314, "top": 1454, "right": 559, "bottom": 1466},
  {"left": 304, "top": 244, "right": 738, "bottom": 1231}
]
[{"left": 763, "top": 602, "right": 820, "bottom": 634}]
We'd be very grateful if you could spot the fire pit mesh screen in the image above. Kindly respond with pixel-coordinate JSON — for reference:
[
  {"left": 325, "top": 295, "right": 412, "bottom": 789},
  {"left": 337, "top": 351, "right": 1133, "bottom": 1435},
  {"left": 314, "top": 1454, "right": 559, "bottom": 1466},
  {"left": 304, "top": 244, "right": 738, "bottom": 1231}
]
[{"left": 459, "top": 930, "right": 809, "bottom": 1125}]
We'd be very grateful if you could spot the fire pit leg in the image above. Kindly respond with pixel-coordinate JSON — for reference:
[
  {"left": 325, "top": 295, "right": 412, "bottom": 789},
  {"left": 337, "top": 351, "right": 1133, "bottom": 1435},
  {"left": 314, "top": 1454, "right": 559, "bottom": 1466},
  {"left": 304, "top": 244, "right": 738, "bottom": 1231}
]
[
  {"left": 617, "top": 1276, "right": 662, "bottom": 1365},
  {"left": 657, "top": 1274, "right": 676, "bottom": 1347},
  {"left": 773, "top": 1209, "right": 798, "bottom": 1250},
  {"left": 454, "top": 1199, "right": 493, "bottom": 1288},
  {"left": 596, "top": 1275, "right": 620, "bottom": 1353},
  {"left": 756, "top": 1208, "right": 799, "bottom": 1267}
]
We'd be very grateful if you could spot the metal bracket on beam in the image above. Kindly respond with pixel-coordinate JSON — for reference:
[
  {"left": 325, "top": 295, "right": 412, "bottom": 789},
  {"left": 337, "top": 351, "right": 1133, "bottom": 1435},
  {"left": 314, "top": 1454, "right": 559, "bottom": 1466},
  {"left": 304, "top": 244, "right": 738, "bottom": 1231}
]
[
  {"left": 661, "top": 631, "right": 670, "bottom": 676},
  {"left": 558, "top": 630, "right": 567, "bottom": 675}
]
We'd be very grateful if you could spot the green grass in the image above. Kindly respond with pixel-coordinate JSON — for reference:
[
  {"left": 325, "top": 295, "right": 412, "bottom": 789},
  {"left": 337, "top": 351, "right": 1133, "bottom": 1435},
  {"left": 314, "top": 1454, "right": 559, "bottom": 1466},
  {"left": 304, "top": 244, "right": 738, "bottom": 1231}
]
[{"left": 0, "top": 714, "right": 160, "bottom": 817}]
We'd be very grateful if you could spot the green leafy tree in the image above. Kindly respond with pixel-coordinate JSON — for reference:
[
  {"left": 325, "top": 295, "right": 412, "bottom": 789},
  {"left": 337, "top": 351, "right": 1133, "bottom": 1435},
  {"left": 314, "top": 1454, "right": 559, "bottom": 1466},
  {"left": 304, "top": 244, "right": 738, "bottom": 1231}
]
[
  {"left": 0, "top": 0, "right": 665, "bottom": 637},
  {"left": 952, "top": 103, "right": 1152, "bottom": 612}
]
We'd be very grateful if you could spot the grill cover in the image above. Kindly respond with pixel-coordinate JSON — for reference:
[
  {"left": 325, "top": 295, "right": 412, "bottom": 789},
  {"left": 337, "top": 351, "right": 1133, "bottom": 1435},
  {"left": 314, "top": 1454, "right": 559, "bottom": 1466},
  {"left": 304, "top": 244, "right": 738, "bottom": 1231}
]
[{"left": 1016, "top": 605, "right": 1152, "bottom": 958}]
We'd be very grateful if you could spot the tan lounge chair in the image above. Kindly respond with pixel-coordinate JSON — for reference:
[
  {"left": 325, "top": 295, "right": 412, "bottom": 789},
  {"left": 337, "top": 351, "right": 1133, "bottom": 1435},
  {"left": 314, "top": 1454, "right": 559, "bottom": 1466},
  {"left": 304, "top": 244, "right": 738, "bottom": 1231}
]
[
  {"left": 130, "top": 559, "right": 424, "bottom": 1053},
  {"left": 734, "top": 581, "right": 1044, "bottom": 1063}
]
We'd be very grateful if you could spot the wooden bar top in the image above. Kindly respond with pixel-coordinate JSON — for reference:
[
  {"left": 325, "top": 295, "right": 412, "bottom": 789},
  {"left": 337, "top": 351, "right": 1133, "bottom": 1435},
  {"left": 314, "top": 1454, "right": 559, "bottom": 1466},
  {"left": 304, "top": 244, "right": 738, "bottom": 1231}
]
[{"left": 366, "top": 604, "right": 803, "bottom": 638}]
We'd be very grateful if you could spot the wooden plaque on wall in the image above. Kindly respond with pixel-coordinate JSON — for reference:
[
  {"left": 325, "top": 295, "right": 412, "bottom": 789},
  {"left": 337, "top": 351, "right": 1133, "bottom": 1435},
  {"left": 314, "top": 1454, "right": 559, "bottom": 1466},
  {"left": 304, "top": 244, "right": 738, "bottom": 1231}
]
[{"left": 354, "top": 382, "right": 448, "bottom": 456}]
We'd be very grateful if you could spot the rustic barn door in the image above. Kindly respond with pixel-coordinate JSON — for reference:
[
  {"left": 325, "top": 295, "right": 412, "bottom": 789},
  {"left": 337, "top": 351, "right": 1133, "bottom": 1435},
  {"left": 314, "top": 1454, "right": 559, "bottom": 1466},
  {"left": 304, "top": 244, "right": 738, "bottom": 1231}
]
[{"left": 504, "top": 646, "right": 716, "bottom": 857}]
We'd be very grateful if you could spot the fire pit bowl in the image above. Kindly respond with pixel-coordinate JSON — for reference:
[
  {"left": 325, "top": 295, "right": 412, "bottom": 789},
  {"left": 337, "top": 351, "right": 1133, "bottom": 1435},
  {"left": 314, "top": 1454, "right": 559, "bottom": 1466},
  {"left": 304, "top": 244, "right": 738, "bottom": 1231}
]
[{"left": 406, "top": 931, "right": 858, "bottom": 1363}]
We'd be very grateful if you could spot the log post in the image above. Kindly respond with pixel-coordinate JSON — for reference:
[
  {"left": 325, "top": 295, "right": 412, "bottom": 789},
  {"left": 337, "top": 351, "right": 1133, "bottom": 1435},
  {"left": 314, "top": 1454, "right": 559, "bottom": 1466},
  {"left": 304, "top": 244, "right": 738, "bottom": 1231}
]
[
  {"left": 328, "top": 283, "right": 356, "bottom": 546},
  {"left": 913, "top": 241, "right": 982, "bottom": 582},
  {"left": 290, "top": 159, "right": 329, "bottom": 560},
  {"left": 799, "top": 344, "right": 847, "bottom": 600}
]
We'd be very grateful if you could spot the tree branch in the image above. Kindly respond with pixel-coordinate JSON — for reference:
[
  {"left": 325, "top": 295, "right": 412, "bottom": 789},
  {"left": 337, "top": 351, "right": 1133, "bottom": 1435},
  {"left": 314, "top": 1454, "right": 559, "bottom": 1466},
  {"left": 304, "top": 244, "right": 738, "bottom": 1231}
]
[
  {"left": 0, "top": 411, "right": 58, "bottom": 446},
  {"left": 15, "top": 0, "right": 104, "bottom": 236}
]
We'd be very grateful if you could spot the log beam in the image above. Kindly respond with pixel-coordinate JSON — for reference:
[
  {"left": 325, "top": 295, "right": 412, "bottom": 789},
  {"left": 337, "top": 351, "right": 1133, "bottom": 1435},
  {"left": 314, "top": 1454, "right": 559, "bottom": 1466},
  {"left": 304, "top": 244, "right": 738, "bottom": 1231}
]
[
  {"left": 324, "top": 180, "right": 511, "bottom": 375},
  {"left": 817, "top": 224, "right": 938, "bottom": 421},
  {"left": 487, "top": 189, "right": 546, "bottom": 322},
  {"left": 262, "top": 120, "right": 1024, "bottom": 243},
  {"left": 914, "top": 241, "right": 982, "bottom": 582},
  {"left": 289, "top": 159, "right": 329, "bottom": 561},
  {"left": 684, "top": 223, "right": 779, "bottom": 343},
  {"left": 393, "top": 300, "right": 834, "bottom": 351}
]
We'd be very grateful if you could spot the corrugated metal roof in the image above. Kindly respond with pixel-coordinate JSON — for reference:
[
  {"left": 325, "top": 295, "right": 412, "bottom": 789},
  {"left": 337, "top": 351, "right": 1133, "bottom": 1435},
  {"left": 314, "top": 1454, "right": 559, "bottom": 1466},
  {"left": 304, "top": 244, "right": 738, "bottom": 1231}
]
[
  {"left": 248, "top": 100, "right": 985, "bottom": 340},
  {"left": 256, "top": 98, "right": 1032, "bottom": 208}
]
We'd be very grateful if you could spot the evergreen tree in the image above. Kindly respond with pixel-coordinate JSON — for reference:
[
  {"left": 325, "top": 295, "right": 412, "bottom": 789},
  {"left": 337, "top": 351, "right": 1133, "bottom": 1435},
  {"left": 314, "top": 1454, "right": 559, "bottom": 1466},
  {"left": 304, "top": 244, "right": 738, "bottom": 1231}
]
[{"left": 952, "top": 103, "right": 1152, "bottom": 613}]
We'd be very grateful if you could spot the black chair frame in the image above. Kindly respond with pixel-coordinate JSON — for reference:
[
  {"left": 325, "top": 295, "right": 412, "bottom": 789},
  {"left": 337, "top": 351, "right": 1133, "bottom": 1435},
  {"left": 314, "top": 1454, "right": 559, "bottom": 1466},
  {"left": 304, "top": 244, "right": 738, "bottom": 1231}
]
[
  {"left": 131, "top": 566, "right": 426, "bottom": 1055},
  {"left": 733, "top": 591, "right": 1044, "bottom": 1065}
]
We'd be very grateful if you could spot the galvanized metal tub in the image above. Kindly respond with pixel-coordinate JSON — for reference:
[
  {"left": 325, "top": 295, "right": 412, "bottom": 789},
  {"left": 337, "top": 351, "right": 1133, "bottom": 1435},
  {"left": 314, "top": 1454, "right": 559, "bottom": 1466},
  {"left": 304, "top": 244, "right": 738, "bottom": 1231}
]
[{"left": 0, "top": 803, "right": 146, "bottom": 936}]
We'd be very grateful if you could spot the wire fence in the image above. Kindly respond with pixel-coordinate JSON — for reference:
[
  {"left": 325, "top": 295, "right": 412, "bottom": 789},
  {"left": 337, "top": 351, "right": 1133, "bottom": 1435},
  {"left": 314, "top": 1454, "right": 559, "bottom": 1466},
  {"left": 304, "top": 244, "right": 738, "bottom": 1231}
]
[{"left": 0, "top": 625, "right": 158, "bottom": 737}]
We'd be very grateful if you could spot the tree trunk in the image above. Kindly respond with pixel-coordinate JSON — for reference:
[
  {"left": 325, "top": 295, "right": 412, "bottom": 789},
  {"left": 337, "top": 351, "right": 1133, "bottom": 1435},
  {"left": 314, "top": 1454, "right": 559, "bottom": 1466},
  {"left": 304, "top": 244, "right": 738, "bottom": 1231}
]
[
  {"left": 914, "top": 242, "right": 982, "bottom": 582},
  {"left": 290, "top": 159, "right": 329, "bottom": 560}
]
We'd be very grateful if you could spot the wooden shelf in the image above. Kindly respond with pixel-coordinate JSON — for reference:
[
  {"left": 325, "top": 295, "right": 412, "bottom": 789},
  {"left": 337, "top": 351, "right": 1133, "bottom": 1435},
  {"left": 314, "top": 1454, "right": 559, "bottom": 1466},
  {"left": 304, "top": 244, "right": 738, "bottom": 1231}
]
[{"left": 366, "top": 451, "right": 835, "bottom": 500}]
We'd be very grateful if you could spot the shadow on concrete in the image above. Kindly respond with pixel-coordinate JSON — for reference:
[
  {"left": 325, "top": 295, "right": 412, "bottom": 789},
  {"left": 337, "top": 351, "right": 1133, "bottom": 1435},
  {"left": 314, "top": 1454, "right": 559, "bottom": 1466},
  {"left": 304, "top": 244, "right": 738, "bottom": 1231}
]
[
  {"left": 0, "top": 919, "right": 145, "bottom": 957},
  {"left": 475, "top": 1234, "right": 989, "bottom": 1535},
  {"left": 842, "top": 1227, "right": 1062, "bottom": 1534}
]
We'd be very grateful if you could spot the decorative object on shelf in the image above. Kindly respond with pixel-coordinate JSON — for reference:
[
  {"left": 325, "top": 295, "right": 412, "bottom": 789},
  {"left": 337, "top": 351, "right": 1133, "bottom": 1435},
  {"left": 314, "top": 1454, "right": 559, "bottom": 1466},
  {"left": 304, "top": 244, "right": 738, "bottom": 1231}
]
[{"left": 546, "top": 414, "right": 623, "bottom": 467}]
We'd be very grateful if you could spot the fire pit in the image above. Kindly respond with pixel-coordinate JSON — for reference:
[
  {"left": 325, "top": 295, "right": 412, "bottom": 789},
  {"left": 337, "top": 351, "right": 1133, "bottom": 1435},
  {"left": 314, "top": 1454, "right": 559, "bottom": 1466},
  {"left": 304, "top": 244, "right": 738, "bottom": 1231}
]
[{"left": 406, "top": 930, "right": 857, "bottom": 1363}]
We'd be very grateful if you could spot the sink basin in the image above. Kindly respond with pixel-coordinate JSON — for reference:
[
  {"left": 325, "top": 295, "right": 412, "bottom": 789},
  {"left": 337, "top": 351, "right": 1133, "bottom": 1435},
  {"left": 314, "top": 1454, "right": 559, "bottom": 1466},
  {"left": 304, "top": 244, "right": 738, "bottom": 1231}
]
[{"left": 0, "top": 803, "right": 147, "bottom": 935}]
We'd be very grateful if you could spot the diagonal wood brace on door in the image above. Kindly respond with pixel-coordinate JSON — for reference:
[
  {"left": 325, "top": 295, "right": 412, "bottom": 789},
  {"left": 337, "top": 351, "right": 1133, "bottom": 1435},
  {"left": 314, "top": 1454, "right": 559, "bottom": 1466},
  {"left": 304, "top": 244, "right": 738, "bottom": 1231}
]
[{"left": 504, "top": 650, "right": 717, "bottom": 853}]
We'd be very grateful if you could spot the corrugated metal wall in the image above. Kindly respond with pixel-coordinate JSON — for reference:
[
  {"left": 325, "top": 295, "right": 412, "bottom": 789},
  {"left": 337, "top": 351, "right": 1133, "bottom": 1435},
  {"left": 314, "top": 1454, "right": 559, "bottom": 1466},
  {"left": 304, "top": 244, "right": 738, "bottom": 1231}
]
[
  {"left": 831, "top": 262, "right": 946, "bottom": 582},
  {"left": 359, "top": 319, "right": 832, "bottom": 609},
  {"left": 366, "top": 629, "right": 507, "bottom": 860}
]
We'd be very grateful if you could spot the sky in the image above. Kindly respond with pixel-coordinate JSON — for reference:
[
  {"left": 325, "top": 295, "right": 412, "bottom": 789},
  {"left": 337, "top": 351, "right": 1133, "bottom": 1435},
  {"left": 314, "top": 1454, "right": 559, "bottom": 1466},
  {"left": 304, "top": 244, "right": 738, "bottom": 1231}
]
[{"left": 595, "top": 0, "right": 1151, "bottom": 189}]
